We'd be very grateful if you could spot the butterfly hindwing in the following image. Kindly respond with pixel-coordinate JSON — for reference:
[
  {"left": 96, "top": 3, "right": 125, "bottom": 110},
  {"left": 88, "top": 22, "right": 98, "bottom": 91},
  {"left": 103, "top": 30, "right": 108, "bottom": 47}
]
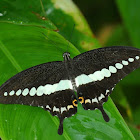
[
  {"left": 44, "top": 89, "right": 77, "bottom": 135},
  {"left": 73, "top": 46, "right": 140, "bottom": 121},
  {"left": 76, "top": 82, "right": 112, "bottom": 122}
]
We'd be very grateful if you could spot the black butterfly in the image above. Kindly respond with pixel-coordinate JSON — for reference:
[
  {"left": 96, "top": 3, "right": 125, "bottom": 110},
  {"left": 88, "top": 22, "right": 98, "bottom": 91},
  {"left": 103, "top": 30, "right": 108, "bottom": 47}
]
[{"left": 0, "top": 46, "right": 140, "bottom": 135}]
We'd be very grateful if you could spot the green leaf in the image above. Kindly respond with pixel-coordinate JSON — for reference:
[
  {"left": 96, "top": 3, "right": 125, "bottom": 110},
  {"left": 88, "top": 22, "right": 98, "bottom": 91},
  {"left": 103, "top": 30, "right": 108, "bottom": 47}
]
[
  {"left": 126, "top": 107, "right": 140, "bottom": 139},
  {"left": 116, "top": 0, "right": 140, "bottom": 49},
  {"left": 43, "top": 0, "right": 100, "bottom": 52},
  {"left": 0, "top": 0, "right": 56, "bottom": 29},
  {"left": 0, "top": 0, "right": 135, "bottom": 139},
  {"left": 128, "top": 123, "right": 140, "bottom": 140},
  {"left": 0, "top": 0, "right": 100, "bottom": 52}
]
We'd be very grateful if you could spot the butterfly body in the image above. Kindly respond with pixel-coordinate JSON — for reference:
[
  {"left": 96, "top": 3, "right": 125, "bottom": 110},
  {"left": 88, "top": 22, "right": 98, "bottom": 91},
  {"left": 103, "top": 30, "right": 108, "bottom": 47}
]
[
  {"left": 0, "top": 46, "right": 140, "bottom": 135},
  {"left": 63, "top": 52, "right": 77, "bottom": 91}
]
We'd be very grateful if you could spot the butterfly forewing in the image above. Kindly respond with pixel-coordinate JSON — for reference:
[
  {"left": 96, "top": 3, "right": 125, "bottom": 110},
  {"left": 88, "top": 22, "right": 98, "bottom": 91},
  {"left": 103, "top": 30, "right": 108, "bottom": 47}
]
[
  {"left": 73, "top": 46, "right": 140, "bottom": 121},
  {"left": 0, "top": 61, "right": 78, "bottom": 135}
]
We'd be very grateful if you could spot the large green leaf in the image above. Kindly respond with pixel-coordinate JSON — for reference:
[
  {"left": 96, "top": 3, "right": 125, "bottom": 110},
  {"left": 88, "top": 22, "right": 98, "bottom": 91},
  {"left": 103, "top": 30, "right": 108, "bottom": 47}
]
[
  {"left": 0, "top": 0, "right": 135, "bottom": 139},
  {"left": 42, "top": 0, "right": 100, "bottom": 52},
  {"left": 0, "top": 0, "right": 100, "bottom": 52},
  {"left": 0, "top": 0, "right": 56, "bottom": 29}
]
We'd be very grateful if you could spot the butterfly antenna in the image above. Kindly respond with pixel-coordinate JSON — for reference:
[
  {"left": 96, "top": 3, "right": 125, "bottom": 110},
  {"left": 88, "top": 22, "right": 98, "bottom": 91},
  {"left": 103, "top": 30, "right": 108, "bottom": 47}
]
[{"left": 67, "top": 24, "right": 75, "bottom": 52}]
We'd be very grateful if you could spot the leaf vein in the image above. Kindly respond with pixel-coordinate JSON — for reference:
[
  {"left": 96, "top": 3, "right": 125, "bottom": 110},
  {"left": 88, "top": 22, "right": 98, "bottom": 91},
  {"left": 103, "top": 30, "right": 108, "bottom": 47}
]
[{"left": 0, "top": 41, "right": 22, "bottom": 72}]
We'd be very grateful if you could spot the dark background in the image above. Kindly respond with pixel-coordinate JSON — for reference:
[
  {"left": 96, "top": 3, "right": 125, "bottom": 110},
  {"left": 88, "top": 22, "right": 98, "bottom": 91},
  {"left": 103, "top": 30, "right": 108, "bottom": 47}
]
[{"left": 73, "top": 0, "right": 120, "bottom": 33}]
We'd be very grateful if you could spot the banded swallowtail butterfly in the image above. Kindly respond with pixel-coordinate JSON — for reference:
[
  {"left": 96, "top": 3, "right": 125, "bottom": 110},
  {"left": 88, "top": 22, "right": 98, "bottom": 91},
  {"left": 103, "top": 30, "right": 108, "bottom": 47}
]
[{"left": 0, "top": 46, "right": 140, "bottom": 135}]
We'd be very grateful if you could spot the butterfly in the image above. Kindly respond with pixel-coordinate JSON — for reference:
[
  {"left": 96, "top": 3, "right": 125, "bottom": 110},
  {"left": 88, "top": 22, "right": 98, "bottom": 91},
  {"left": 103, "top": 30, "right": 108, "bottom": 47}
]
[{"left": 0, "top": 46, "right": 140, "bottom": 135}]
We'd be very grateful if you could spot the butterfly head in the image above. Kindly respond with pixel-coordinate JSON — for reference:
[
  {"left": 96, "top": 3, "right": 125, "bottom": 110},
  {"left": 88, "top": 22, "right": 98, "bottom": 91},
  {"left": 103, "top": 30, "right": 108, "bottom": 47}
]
[{"left": 63, "top": 52, "right": 71, "bottom": 61}]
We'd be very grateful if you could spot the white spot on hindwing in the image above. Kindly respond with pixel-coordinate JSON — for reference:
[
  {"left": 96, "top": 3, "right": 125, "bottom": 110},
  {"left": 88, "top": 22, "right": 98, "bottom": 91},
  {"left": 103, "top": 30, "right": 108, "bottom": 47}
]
[
  {"left": 85, "top": 99, "right": 91, "bottom": 104},
  {"left": 98, "top": 94, "right": 105, "bottom": 101},
  {"left": 106, "top": 90, "right": 110, "bottom": 95},
  {"left": 92, "top": 98, "right": 98, "bottom": 103},
  {"left": 46, "top": 105, "right": 51, "bottom": 110},
  {"left": 67, "top": 105, "right": 74, "bottom": 110},
  {"left": 53, "top": 106, "right": 59, "bottom": 112},
  {"left": 61, "top": 107, "right": 67, "bottom": 113}
]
